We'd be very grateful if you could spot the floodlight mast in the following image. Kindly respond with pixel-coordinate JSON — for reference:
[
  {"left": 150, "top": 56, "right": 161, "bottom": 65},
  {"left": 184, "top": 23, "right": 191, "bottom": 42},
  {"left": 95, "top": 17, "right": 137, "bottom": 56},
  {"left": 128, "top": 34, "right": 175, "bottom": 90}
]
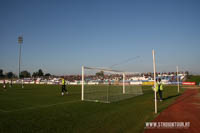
[
  {"left": 152, "top": 49, "right": 157, "bottom": 114},
  {"left": 18, "top": 36, "right": 23, "bottom": 79}
]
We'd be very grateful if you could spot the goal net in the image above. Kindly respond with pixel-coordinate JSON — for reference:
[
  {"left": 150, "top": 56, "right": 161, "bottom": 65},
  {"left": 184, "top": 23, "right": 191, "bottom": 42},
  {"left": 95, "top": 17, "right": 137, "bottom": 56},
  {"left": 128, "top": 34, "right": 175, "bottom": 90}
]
[{"left": 81, "top": 66, "right": 143, "bottom": 103}]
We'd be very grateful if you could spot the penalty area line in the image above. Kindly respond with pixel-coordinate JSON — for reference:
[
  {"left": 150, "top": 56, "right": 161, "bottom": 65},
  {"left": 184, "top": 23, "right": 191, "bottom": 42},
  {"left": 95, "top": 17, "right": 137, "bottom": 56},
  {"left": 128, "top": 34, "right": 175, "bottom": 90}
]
[{"left": 0, "top": 100, "right": 80, "bottom": 113}]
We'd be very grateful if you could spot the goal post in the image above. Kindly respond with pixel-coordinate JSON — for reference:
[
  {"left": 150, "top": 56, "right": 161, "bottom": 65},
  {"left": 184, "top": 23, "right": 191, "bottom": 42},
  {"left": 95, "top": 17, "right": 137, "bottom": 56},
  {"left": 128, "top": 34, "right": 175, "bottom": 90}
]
[{"left": 81, "top": 66, "right": 143, "bottom": 103}]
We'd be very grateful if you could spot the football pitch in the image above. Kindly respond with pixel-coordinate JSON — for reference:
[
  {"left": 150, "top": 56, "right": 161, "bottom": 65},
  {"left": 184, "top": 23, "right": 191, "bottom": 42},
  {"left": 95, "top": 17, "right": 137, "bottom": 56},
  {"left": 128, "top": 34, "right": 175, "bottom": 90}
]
[{"left": 0, "top": 84, "right": 184, "bottom": 133}]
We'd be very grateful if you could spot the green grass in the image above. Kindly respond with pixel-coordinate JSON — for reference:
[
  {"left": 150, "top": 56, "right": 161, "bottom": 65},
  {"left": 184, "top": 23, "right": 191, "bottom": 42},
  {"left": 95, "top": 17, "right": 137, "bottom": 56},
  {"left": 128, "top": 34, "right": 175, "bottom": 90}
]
[
  {"left": 0, "top": 84, "right": 185, "bottom": 133},
  {"left": 84, "top": 85, "right": 143, "bottom": 103},
  {"left": 186, "top": 75, "right": 200, "bottom": 85}
]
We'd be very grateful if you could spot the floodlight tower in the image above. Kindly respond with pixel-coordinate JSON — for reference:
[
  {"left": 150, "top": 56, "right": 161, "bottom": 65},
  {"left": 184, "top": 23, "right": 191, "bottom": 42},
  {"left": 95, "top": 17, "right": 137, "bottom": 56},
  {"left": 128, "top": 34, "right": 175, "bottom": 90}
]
[{"left": 18, "top": 36, "right": 23, "bottom": 79}]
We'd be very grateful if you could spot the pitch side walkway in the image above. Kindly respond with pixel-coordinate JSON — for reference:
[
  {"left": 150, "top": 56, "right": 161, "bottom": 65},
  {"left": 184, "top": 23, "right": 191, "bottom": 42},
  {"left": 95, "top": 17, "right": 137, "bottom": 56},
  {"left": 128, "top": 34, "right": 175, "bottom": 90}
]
[{"left": 145, "top": 88, "right": 200, "bottom": 133}]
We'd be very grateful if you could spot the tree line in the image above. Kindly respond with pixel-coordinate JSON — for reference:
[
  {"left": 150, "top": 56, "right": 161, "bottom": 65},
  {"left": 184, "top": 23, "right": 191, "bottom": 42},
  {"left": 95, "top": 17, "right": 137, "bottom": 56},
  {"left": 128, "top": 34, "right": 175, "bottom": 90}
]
[{"left": 0, "top": 69, "right": 51, "bottom": 79}]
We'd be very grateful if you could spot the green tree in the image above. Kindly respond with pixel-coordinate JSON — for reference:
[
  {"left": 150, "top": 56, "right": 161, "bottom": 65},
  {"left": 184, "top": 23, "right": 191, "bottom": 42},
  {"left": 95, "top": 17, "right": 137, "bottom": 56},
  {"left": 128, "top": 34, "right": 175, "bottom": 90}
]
[
  {"left": 44, "top": 73, "right": 51, "bottom": 79},
  {"left": 32, "top": 69, "right": 44, "bottom": 78},
  {"left": 0, "top": 69, "right": 3, "bottom": 76},
  {"left": 96, "top": 71, "right": 104, "bottom": 78},
  {"left": 32, "top": 72, "right": 38, "bottom": 78},
  {"left": 185, "top": 71, "right": 189, "bottom": 75},
  {"left": 20, "top": 70, "right": 31, "bottom": 78},
  {"left": 6, "top": 72, "right": 14, "bottom": 79},
  {"left": 38, "top": 69, "right": 44, "bottom": 77},
  {"left": 45, "top": 73, "right": 51, "bottom": 77},
  {"left": 0, "top": 69, "right": 4, "bottom": 78}
]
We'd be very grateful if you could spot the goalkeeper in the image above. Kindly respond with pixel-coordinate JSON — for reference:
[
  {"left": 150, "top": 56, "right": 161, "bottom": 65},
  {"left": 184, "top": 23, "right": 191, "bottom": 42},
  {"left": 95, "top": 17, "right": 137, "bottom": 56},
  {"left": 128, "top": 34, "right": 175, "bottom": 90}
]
[{"left": 61, "top": 78, "right": 68, "bottom": 96}]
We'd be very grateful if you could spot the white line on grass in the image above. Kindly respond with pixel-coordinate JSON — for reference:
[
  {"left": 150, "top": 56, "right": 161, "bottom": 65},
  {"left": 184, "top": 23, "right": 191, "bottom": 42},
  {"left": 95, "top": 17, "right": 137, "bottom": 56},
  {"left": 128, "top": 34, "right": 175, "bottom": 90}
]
[
  {"left": 0, "top": 109, "right": 8, "bottom": 113},
  {"left": 0, "top": 100, "right": 80, "bottom": 113}
]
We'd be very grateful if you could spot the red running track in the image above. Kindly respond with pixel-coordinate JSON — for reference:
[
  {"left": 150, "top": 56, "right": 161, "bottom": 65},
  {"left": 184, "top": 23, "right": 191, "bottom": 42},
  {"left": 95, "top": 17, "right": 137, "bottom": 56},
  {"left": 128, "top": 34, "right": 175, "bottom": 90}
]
[{"left": 145, "top": 88, "right": 200, "bottom": 133}]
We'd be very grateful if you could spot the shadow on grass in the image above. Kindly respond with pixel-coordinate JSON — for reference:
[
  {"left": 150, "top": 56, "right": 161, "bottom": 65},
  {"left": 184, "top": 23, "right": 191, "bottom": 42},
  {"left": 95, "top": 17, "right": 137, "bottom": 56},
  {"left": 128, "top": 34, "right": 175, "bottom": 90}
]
[{"left": 163, "top": 94, "right": 181, "bottom": 100}]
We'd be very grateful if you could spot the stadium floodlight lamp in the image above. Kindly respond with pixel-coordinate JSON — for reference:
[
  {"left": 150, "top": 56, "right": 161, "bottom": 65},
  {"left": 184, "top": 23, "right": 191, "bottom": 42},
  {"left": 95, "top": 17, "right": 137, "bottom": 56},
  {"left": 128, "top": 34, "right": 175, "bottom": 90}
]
[{"left": 18, "top": 36, "right": 23, "bottom": 44}]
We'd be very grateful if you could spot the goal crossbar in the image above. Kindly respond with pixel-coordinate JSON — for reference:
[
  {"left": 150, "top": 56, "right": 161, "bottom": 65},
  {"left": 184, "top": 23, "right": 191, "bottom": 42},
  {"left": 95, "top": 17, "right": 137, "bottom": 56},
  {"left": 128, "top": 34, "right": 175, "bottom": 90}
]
[{"left": 84, "top": 66, "right": 140, "bottom": 75}]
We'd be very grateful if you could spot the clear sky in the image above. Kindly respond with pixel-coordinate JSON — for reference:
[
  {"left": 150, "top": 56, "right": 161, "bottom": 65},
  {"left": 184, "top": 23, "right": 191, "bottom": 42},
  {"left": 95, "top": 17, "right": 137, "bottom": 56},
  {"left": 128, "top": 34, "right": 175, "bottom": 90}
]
[{"left": 1, "top": 0, "right": 200, "bottom": 75}]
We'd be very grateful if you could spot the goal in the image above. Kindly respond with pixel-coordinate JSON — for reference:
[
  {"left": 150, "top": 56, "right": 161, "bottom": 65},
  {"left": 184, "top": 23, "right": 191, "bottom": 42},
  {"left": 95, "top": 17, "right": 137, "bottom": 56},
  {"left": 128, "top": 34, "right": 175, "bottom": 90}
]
[{"left": 81, "top": 66, "right": 143, "bottom": 103}]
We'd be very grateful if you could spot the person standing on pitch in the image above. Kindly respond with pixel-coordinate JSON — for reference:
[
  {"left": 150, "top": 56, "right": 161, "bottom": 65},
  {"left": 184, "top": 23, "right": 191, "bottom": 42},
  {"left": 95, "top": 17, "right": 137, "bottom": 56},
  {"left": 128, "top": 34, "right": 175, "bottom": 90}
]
[
  {"left": 22, "top": 79, "right": 24, "bottom": 88},
  {"left": 3, "top": 80, "right": 6, "bottom": 91},
  {"left": 9, "top": 79, "right": 13, "bottom": 88},
  {"left": 155, "top": 78, "right": 164, "bottom": 101},
  {"left": 61, "top": 78, "right": 68, "bottom": 96}
]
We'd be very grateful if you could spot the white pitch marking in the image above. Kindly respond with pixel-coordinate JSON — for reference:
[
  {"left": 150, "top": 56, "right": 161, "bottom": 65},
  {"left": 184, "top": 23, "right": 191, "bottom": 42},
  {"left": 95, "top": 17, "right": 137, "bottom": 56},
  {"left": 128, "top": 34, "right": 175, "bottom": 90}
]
[
  {"left": 0, "top": 100, "right": 80, "bottom": 113},
  {"left": 0, "top": 109, "right": 9, "bottom": 113}
]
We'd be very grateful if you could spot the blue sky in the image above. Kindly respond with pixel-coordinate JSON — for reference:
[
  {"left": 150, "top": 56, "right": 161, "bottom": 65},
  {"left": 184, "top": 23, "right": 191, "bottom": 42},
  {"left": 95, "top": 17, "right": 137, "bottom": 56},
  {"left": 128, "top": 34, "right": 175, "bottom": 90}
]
[{"left": 1, "top": 0, "right": 200, "bottom": 75}]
